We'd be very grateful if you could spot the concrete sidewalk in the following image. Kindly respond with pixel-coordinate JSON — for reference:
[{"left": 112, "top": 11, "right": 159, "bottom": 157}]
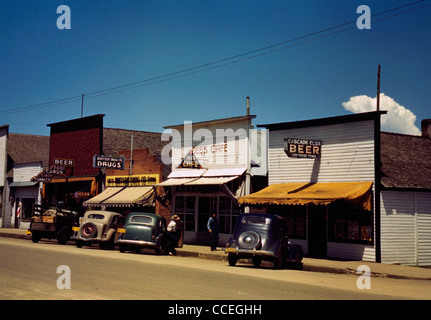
[{"left": 2, "top": 227, "right": 431, "bottom": 280}]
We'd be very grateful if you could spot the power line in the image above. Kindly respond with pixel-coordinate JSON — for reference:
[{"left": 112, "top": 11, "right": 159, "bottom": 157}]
[{"left": 1, "top": 0, "right": 430, "bottom": 114}]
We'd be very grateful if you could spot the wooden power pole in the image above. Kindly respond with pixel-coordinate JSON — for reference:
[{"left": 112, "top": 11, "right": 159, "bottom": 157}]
[{"left": 376, "top": 65, "right": 381, "bottom": 111}]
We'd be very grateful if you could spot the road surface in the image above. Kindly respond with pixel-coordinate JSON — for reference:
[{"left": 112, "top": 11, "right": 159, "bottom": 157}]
[{"left": 1, "top": 237, "right": 430, "bottom": 300}]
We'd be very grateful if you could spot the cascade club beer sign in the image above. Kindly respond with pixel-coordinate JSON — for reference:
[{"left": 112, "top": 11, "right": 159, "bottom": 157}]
[
  {"left": 284, "top": 138, "right": 322, "bottom": 159},
  {"left": 93, "top": 155, "right": 125, "bottom": 170}
]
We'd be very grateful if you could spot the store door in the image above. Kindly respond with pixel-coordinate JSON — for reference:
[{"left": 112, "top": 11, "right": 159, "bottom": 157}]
[
  {"left": 308, "top": 205, "right": 327, "bottom": 258},
  {"left": 196, "top": 196, "right": 217, "bottom": 245}
]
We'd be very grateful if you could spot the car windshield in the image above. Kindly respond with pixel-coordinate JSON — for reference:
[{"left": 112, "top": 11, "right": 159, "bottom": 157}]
[
  {"left": 87, "top": 214, "right": 105, "bottom": 219},
  {"left": 242, "top": 216, "right": 267, "bottom": 225},
  {"left": 130, "top": 215, "right": 153, "bottom": 225}
]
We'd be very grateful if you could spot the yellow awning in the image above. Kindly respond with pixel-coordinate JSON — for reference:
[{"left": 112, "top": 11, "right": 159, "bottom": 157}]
[{"left": 239, "top": 182, "right": 373, "bottom": 210}]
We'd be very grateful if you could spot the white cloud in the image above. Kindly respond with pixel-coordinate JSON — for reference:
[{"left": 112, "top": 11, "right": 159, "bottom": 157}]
[{"left": 342, "top": 93, "right": 421, "bottom": 135}]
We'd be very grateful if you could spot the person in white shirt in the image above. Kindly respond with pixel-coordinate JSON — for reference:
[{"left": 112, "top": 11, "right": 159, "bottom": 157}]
[{"left": 166, "top": 215, "right": 180, "bottom": 255}]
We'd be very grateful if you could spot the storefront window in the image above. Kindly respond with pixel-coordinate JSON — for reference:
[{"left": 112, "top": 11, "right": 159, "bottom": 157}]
[
  {"left": 218, "top": 215, "right": 230, "bottom": 234},
  {"left": 219, "top": 196, "right": 243, "bottom": 234},
  {"left": 175, "top": 196, "right": 185, "bottom": 213},
  {"left": 269, "top": 205, "right": 306, "bottom": 239},
  {"left": 185, "top": 196, "right": 195, "bottom": 213},
  {"left": 175, "top": 196, "right": 195, "bottom": 232},
  {"left": 328, "top": 202, "right": 373, "bottom": 244},
  {"left": 219, "top": 196, "right": 230, "bottom": 233},
  {"left": 22, "top": 198, "right": 35, "bottom": 219}
]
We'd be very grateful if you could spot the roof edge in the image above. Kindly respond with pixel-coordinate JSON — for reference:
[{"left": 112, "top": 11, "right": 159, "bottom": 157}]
[
  {"left": 258, "top": 111, "right": 387, "bottom": 130},
  {"left": 164, "top": 115, "right": 256, "bottom": 130}
]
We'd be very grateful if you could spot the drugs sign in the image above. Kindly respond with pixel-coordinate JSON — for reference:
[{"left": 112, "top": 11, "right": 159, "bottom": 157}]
[{"left": 93, "top": 155, "right": 125, "bottom": 170}]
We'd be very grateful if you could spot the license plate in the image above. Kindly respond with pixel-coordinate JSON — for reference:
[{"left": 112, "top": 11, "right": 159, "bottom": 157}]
[
  {"left": 225, "top": 247, "right": 236, "bottom": 253},
  {"left": 72, "top": 226, "right": 80, "bottom": 232},
  {"left": 117, "top": 228, "right": 126, "bottom": 234},
  {"left": 25, "top": 230, "right": 32, "bottom": 235}
]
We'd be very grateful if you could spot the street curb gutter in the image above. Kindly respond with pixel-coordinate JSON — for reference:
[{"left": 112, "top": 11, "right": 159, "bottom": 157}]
[{"left": 0, "top": 231, "right": 30, "bottom": 240}]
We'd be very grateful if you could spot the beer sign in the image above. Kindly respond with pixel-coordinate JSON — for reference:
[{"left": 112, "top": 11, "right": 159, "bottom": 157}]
[{"left": 284, "top": 138, "right": 321, "bottom": 159}]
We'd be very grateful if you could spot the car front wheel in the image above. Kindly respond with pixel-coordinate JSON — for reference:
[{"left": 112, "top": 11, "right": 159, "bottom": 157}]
[
  {"left": 273, "top": 246, "right": 284, "bottom": 269},
  {"left": 228, "top": 253, "right": 237, "bottom": 266},
  {"left": 31, "top": 232, "right": 41, "bottom": 243},
  {"left": 252, "top": 257, "right": 262, "bottom": 268}
]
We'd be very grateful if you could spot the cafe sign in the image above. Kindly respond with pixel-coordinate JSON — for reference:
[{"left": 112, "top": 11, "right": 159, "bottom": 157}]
[
  {"left": 284, "top": 138, "right": 322, "bottom": 159},
  {"left": 178, "top": 150, "right": 202, "bottom": 169}
]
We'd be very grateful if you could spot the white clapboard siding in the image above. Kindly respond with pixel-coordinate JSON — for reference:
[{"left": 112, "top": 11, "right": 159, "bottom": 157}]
[
  {"left": 268, "top": 120, "right": 375, "bottom": 184},
  {"left": 380, "top": 191, "right": 431, "bottom": 266},
  {"left": 13, "top": 162, "right": 43, "bottom": 182},
  {"left": 417, "top": 193, "right": 431, "bottom": 266},
  {"left": 171, "top": 119, "right": 249, "bottom": 169},
  {"left": 380, "top": 191, "right": 417, "bottom": 265}
]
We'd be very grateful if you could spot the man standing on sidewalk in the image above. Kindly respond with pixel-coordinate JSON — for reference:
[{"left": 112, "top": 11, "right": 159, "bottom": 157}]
[{"left": 207, "top": 212, "right": 219, "bottom": 251}]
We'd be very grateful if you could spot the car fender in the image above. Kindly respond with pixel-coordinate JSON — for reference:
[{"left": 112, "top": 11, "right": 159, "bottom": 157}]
[
  {"left": 155, "top": 233, "right": 165, "bottom": 248},
  {"left": 288, "top": 244, "right": 303, "bottom": 262},
  {"left": 105, "top": 228, "right": 117, "bottom": 241},
  {"left": 267, "top": 240, "right": 282, "bottom": 256}
]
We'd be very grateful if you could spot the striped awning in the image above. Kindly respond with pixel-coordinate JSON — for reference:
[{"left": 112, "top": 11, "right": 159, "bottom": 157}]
[
  {"left": 157, "top": 176, "right": 237, "bottom": 186},
  {"left": 83, "top": 186, "right": 155, "bottom": 207},
  {"left": 157, "top": 167, "right": 245, "bottom": 187}
]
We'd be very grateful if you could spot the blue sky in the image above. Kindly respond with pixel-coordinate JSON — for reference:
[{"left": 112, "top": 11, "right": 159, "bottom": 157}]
[{"left": 1, "top": 1, "right": 430, "bottom": 136}]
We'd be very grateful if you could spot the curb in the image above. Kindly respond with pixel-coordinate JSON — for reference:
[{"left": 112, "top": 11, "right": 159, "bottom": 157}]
[
  {"left": 176, "top": 250, "right": 226, "bottom": 261},
  {"left": 0, "top": 231, "right": 30, "bottom": 240}
]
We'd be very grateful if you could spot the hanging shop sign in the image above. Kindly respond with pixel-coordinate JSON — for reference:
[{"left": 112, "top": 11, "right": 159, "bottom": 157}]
[
  {"left": 53, "top": 158, "right": 74, "bottom": 167},
  {"left": 284, "top": 138, "right": 322, "bottom": 159},
  {"left": 31, "top": 165, "right": 67, "bottom": 182},
  {"left": 52, "top": 158, "right": 74, "bottom": 176},
  {"left": 178, "top": 150, "right": 202, "bottom": 169},
  {"left": 106, "top": 174, "right": 159, "bottom": 187},
  {"left": 93, "top": 155, "right": 125, "bottom": 170}
]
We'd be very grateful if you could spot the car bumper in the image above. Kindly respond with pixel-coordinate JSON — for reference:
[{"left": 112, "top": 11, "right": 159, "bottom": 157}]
[
  {"left": 75, "top": 236, "right": 107, "bottom": 242},
  {"left": 225, "top": 247, "right": 275, "bottom": 258},
  {"left": 117, "top": 239, "right": 158, "bottom": 248}
]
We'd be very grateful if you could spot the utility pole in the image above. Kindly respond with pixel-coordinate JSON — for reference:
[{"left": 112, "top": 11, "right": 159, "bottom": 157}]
[
  {"left": 376, "top": 65, "right": 381, "bottom": 111},
  {"left": 375, "top": 64, "right": 382, "bottom": 262},
  {"left": 245, "top": 97, "right": 251, "bottom": 214},
  {"left": 129, "top": 133, "right": 134, "bottom": 175},
  {"left": 81, "top": 94, "right": 84, "bottom": 118}
]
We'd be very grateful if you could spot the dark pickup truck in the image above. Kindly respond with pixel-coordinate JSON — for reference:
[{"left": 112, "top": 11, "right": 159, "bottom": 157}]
[{"left": 27, "top": 204, "right": 79, "bottom": 244}]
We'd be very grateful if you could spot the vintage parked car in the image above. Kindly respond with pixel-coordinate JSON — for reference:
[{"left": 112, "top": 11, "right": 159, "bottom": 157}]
[
  {"left": 117, "top": 212, "right": 168, "bottom": 254},
  {"left": 74, "top": 210, "right": 124, "bottom": 249},
  {"left": 225, "top": 213, "right": 303, "bottom": 269},
  {"left": 27, "top": 204, "right": 79, "bottom": 245}
]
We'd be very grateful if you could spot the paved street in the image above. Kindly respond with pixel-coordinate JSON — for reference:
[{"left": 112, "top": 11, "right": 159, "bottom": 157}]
[{"left": 1, "top": 237, "right": 431, "bottom": 300}]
